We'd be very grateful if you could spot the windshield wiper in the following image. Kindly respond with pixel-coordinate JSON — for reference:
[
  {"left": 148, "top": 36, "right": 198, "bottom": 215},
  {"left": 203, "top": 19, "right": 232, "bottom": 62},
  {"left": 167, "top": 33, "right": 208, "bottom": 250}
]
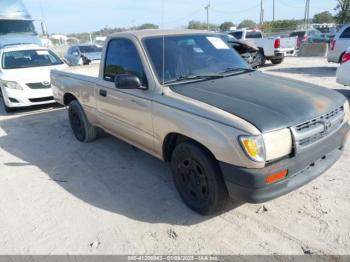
[
  {"left": 218, "top": 67, "right": 254, "bottom": 76},
  {"left": 163, "top": 74, "right": 223, "bottom": 85}
]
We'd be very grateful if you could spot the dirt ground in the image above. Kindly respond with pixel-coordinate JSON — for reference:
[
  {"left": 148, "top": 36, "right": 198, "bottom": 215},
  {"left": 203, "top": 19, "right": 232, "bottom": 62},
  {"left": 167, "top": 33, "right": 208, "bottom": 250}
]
[{"left": 0, "top": 57, "right": 349, "bottom": 255}]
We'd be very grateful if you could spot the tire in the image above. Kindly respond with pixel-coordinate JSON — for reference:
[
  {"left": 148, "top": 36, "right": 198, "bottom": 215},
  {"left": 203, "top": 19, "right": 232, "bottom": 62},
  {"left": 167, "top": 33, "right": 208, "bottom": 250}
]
[
  {"left": 171, "top": 141, "right": 229, "bottom": 215},
  {"left": 68, "top": 100, "right": 97, "bottom": 142},
  {"left": 255, "top": 51, "right": 266, "bottom": 67},
  {"left": 0, "top": 88, "right": 15, "bottom": 113},
  {"left": 270, "top": 56, "right": 285, "bottom": 65}
]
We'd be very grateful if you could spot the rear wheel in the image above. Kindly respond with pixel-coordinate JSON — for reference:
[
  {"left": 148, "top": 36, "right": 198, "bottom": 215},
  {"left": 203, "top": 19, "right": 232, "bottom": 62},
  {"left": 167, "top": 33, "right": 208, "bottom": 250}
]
[
  {"left": 171, "top": 141, "right": 229, "bottom": 215},
  {"left": 68, "top": 100, "right": 97, "bottom": 142},
  {"left": 270, "top": 56, "right": 285, "bottom": 65}
]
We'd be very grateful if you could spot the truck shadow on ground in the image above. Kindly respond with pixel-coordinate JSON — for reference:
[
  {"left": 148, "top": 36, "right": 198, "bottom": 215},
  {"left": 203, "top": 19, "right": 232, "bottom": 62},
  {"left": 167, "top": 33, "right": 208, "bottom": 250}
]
[
  {"left": 0, "top": 104, "right": 242, "bottom": 225},
  {"left": 265, "top": 66, "right": 337, "bottom": 78}
]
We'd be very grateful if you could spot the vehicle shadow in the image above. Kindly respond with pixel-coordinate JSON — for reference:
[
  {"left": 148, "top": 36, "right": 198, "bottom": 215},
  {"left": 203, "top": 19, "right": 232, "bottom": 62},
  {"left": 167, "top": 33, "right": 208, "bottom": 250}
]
[
  {"left": 0, "top": 100, "right": 64, "bottom": 117},
  {"left": 265, "top": 66, "right": 337, "bottom": 77},
  {"left": 0, "top": 105, "right": 242, "bottom": 225}
]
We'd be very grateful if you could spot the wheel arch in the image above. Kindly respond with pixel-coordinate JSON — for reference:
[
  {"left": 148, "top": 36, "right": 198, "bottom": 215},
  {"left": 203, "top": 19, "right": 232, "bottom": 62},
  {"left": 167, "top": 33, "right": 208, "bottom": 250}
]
[
  {"left": 162, "top": 132, "right": 217, "bottom": 163},
  {"left": 63, "top": 92, "right": 78, "bottom": 106}
]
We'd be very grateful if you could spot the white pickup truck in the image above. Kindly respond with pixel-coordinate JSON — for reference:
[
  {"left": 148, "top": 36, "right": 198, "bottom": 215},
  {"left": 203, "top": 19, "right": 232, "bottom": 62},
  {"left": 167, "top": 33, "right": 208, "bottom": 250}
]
[{"left": 230, "top": 29, "right": 297, "bottom": 66}]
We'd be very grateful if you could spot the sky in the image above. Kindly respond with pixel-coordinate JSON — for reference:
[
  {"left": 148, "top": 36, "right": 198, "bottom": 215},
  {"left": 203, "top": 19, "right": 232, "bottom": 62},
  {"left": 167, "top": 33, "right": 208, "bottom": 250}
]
[{"left": 23, "top": 0, "right": 338, "bottom": 34}]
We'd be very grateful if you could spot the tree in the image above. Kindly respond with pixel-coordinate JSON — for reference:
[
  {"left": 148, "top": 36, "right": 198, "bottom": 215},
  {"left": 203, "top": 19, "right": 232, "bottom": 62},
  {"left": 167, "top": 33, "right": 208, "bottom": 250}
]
[
  {"left": 238, "top": 19, "right": 257, "bottom": 29},
  {"left": 219, "top": 21, "right": 235, "bottom": 32},
  {"left": 187, "top": 20, "right": 218, "bottom": 31},
  {"left": 136, "top": 23, "right": 159, "bottom": 30},
  {"left": 313, "top": 11, "right": 334, "bottom": 24},
  {"left": 335, "top": 0, "right": 350, "bottom": 24}
]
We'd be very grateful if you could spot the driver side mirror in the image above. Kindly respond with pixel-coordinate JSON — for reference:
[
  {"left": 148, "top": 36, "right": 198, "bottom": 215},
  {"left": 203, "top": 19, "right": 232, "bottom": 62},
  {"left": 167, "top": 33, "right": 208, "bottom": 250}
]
[
  {"left": 41, "top": 21, "right": 49, "bottom": 37},
  {"left": 114, "top": 74, "right": 147, "bottom": 90}
]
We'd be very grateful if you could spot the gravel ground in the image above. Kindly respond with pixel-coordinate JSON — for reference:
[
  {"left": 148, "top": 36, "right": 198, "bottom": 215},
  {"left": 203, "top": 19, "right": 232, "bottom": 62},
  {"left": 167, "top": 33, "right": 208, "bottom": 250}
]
[{"left": 0, "top": 57, "right": 349, "bottom": 255}]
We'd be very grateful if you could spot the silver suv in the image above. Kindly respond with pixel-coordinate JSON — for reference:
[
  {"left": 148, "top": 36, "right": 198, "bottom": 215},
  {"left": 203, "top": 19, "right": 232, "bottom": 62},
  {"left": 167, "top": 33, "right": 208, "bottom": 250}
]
[{"left": 328, "top": 23, "right": 350, "bottom": 63}]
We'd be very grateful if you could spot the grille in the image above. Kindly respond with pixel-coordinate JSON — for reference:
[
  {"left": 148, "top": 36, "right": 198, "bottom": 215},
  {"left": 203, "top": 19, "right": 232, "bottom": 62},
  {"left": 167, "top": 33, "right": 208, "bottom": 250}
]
[
  {"left": 29, "top": 96, "right": 54, "bottom": 103},
  {"left": 26, "top": 82, "right": 51, "bottom": 89},
  {"left": 291, "top": 106, "right": 344, "bottom": 148}
]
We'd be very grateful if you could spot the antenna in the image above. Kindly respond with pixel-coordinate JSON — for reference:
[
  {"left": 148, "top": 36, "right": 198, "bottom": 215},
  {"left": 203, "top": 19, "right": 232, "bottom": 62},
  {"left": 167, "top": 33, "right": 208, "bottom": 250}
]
[{"left": 161, "top": 0, "right": 165, "bottom": 90}]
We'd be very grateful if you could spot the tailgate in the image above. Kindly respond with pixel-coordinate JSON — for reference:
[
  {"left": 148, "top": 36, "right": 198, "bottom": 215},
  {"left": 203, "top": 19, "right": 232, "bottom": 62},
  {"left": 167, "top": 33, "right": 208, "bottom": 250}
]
[{"left": 280, "top": 37, "right": 297, "bottom": 49}]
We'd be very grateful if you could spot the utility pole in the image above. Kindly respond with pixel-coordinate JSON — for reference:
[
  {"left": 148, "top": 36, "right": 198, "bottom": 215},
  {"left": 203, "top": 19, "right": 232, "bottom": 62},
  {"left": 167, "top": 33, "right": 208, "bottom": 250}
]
[
  {"left": 273, "top": 0, "right": 275, "bottom": 23},
  {"left": 205, "top": 3, "right": 211, "bottom": 31},
  {"left": 304, "top": 0, "right": 310, "bottom": 30},
  {"left": 259, "top": 0, "right": 264, "bottom": 26}
]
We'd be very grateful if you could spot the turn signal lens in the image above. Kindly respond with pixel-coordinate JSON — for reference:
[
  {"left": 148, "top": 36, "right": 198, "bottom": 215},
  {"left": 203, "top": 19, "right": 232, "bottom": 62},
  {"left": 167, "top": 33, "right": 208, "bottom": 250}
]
[
  {"left": 266, "top": 170, "right": 288, "bottom": 184},
  {"left": 239, "top": 135, "right": 265, "bottom": 163}
]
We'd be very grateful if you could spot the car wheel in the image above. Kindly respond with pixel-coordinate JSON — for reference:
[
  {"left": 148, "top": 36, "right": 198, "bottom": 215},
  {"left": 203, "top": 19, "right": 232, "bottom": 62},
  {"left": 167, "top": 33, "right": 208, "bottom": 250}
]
[
  {"left": 171, "top": 141, "right": 229, "bottom": 215},
  {"left": 270, "top": 56, "right": 285, "bottom": 65},
  {"left": 255, "top": 51, "right": 266, "bottom": 67},
  {"left": 68, "top": 100, "right": 97, "bottom": 142},
  {"left": 0, "top": 88, "right": 15, "bottom": 113}
]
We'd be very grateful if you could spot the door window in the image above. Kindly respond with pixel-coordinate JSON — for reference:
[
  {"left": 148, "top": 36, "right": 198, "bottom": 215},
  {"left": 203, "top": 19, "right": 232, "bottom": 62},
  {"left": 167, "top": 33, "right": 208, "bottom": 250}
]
[{"left": 104, "top": 38, "right": 146, "bottom": 85}]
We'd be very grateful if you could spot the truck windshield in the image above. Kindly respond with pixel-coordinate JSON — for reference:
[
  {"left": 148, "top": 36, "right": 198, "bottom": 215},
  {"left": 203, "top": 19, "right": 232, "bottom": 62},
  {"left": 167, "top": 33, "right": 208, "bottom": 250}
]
[
  {"left": 2, "top": 49, "right": 64, "bottom": 69},
  {"left": 0, "top": 20, "right": 37, "bottom": 35},
  {"left": 78, "top": 45, "right": 102, "bottom": 53},
  {"left": 143, "top": 34, "right": 249, "bottom": 84}
]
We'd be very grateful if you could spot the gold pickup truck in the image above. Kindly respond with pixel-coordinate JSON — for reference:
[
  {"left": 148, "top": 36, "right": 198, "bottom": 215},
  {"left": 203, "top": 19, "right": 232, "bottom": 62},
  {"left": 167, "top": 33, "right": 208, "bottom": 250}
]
[{"left": 51, "top": 30, "right": 350, "bottom": 215}]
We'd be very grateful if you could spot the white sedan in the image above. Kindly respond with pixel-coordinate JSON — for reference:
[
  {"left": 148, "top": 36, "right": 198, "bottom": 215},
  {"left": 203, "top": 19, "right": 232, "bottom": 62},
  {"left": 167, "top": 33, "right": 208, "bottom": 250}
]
[
  {"left": 337, "top": 47, "right": 350, "bottom": 87},
  {"left": 0, "top": 44, "right": 67, "bottom": 112}
]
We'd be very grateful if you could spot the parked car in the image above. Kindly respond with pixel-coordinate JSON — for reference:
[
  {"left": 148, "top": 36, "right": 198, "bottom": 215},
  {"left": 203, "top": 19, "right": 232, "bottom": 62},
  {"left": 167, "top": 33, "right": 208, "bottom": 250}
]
[
  {"left": 290, "top": 29, "right": 327, "bottom": 49},
  {"left": 220, "top": 33, "right": 261, "bottom": 68},
  {"left": 64, "top": 44, "right": 102, "bottom": 66},
  {"left": 51, "top": 30, "right": 349, "bottom": 215},
  {"left": 0, "top": 44, "right": 67, "bottom": 112},
  {"left": 230, "top": 29, "right": 297, "bottom": 66},
  {"left": 328, "top": 23, "right": 350, "bottom": 63},
  {"left": 337, "top": 47, "right": 350, "bottom": 86}
]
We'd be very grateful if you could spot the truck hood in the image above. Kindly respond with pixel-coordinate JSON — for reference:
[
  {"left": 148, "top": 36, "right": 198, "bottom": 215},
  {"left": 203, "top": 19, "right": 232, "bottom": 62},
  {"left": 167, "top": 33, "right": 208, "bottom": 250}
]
[
  {"left": 82, "top": 52, "right": 102, "bottom": 61},
  {"left": 169, "top": 71, "right": 346, "bottom": 133},
  {"left": 0, "top": 34, "right": 42, "bottom": 47}
]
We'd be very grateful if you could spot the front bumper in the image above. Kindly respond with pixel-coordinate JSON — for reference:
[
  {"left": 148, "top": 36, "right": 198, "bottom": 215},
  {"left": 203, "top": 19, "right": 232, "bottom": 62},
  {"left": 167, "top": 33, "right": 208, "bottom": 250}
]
[
  {"left": 221, "top": 123, "right": 349, "bottom": 203},
  {"left": 2, "top": 87, "right": 55, "bottom": 108}
]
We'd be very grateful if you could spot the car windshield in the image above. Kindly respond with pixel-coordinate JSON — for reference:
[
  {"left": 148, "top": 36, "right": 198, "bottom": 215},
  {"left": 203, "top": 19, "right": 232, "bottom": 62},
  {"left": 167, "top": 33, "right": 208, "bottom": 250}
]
[
  {"left": 230, "top": 31, "right": 243, "bottom": 39},
  {"left": 78, "top": 45, "right": 102, "bottom": 53},
  {"left": 0, "top": 20, "right": 37, "bottom": 35},
  {"left": 2, "top": 49, "right": 64, "bottom": 69},
  {"left": 220, "top": 34, "right": 237, "bottom": 43},
  {"left": 143, "top": 34, "right": 249, "bottom": 84},
  {"left": 290, "top": 31, "right": 305, "bottom": 38}
]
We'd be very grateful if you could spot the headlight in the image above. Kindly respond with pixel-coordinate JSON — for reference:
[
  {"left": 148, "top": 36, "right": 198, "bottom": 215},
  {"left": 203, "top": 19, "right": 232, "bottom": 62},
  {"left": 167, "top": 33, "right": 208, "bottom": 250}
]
[
  {"left": 263, "top": 128, "right": 292, "bottom": 161},
  {"left": 344, "top": 100, "right": 350, "bottom": 123},
  {"left": 0, "top": 80, "right": 23, "bottom": 90},
  {"left": 239, "top": 135, "right": 265, "bottom": 163}
]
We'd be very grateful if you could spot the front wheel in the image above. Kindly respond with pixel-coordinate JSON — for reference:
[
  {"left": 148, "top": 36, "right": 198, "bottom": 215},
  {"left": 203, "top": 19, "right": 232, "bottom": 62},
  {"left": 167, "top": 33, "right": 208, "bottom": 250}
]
[
  {"left": 0, "top": 88, "right": 15, "bottom": 113},
  {"left": 255, "top": 51, "right": 266, "bottom": 67},
  {"left": 171, "top": 141, "right": 229, "bottom": 215},
  {"left": 68, "top": 100, "right": 97, "bottom": 142}
]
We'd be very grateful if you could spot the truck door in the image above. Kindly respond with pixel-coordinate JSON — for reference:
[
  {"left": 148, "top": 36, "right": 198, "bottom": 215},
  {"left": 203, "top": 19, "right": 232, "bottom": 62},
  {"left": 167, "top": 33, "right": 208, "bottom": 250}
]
[{"left": 95, "top": 38, "right": 154, "bottom": 152}]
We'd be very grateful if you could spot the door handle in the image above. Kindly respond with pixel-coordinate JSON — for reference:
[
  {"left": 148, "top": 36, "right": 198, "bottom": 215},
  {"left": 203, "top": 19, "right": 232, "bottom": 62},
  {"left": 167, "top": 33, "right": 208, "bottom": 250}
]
[{"left": 99, "top": 89, "right": 107, "bottom": 97}]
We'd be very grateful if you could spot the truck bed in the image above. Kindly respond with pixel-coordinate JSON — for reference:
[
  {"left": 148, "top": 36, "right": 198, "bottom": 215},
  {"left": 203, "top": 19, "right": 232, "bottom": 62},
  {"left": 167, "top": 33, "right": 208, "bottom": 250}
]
[{"left": 53, "top": 64, "right": 100, "bottom": 78}]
